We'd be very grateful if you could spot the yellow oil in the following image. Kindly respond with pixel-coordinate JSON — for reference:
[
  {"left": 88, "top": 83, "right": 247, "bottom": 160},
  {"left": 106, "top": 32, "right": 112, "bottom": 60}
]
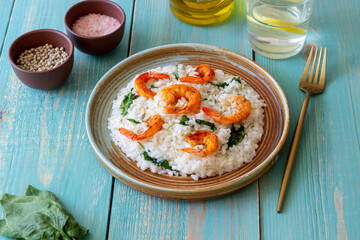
[{"left": 169, "top": 0, "right": 234, "bottom": 26}]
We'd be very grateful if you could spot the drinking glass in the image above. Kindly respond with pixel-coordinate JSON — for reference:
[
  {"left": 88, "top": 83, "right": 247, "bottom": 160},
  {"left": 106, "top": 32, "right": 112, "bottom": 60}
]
[
  {"left": 170, "top": 0, "right": 234, "bottom": 26},
  {"left": 246, "top": 0, "right": 314, "bottom": 59}
]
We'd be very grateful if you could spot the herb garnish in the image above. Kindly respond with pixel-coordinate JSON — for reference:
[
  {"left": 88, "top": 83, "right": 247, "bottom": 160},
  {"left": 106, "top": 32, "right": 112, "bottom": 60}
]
[
  {"left": 195, "top": 119, "right": 217, "bottom": 131},
  {"left": 141, "top": 151, "right": 173, "bottom": 170},
  {"left": 178, "top": 115, "right": 190, "bottom": 125},
  {"left": 210, "top": 82, "right": 229, "bottom": 88},
  {"left": 127, "top": 118, "right": 140, "bottom": 124},
  {"left": 175, "top": 65, "right": 180, "bottom": 80},
  {"left": 0, "top": 185, "right": 88, "bottom": 240},
  {"left": 120, "top": 88, "right": 138, "bottom": 116},
  {"left": 231, "top": 76, "right": 242, "bottom": 84},
  {"left": 210, "top": 77, "right": 242, "bottom": 88},
  {"left": 138, "top": 142, "right": 173, "bottom": 170},
  {"left": 227, "top": 125, "right": 245, "bottom": 149},
  {"left": 167, "top": 115, "right": 190, "bottom": 130},
  {"left": 150, "top": 85, "right": 158, "bottom": 88}
]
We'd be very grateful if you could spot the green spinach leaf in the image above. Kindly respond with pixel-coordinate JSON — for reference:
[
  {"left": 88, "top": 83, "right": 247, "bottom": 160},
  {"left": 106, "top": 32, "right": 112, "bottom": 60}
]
[
  {"left": 127, "top": 119, "right": 140, "bottom": 124},
  {"left": 231, "top": 77, "right": 242, "bottom": 84},
  {"left": 120, "top": 88, "right": 138, "bottom": 116},
  {"left": 167, "top": 115, "right": 189, "bottom": 130},
  {"left": 195, "top": 119, "right": 217, "bottom": 131},
  {"left": 142, "top": 152, "right": 173, "bottom": 170},
  {"left": 178, "top": 115, "right": 190, "bottom": 126},
  {"left": 227, "top": 125, "right": 245, "bottom": 149},
  {"left": 210, "top": 82, "right": 229, "bottom": 88},
  {"left": 175, "top": 65, "right": 179, "bottom": 80},
  {"left": 0, "top": 185, "right": 88, "bottom": 240},
  {"left": 0, "top": 219, "right": 22, "bottom": 239},
  {"left": 210, "top": 76, "right": 242, "bottom": 88}
]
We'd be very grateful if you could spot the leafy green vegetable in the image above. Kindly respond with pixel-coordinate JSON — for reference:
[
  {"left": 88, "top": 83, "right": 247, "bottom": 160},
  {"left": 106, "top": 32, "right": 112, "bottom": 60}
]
[
  {"left": 119, "top": 88, "right": 138, "bottom": 116},
  {"left": 167, "top": 115, "right": 189, "bottom": 130},
  {"left": 227, "top": 125, "right": 246, "bottom": 149},
  {"left": 127, "top": 119, "right": 140, "bottom": 124},
  {"left": 210, "top": 76, "right": 242, "bottom": 88},
  {"left": 137, "top": 142, "right": 173, "bottom": 170},
  {"left": 142, "top": 151, "right": 173, "bottom": 170},
  {"left": 231, "top": 76, "right": 242, "bottom": 84},
  {"left": 195, "top": 119, "right": 217, "bottom": 131},
  {"left": 178, "top": 115, "right": 189, "bottom": 126},
  {"left": 166, "top": 123, "right": 176, "bottom": 131},
  {"left": 150, "top": 85, "right": 158, "bottom": 88},
  {"left": 210, "top": 82, "right": 229, "bottom": 88},
  {"left": 0, "top": 220, "right": 22, "bottom": 239},
  {"left": 175, "top": 65, "right": 179, "bottom": 80},
  {"left": 138, "top": 142, "right": 145, "bottom": 149},
  {"left": 0, "top": 185, "right": 88, "bottom": 240}
]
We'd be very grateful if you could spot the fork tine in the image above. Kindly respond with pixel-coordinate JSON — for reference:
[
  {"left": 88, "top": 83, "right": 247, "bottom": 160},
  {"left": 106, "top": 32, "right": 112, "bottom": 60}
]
[
  {"left": 319, "top": 47, "right": 327, "bottom": 88},
  {"left": 313, "top": 47, "right": 323, "bottom": 84},
  {"left": 308, "top": 46, "right": 319, "bottom": 83},
  {"left": 300, "top": 45, "right": 315, "bottom": 84}
]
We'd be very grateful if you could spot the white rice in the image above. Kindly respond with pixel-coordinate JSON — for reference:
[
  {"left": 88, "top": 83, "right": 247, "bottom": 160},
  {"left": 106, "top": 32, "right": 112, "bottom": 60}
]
[{"left": 108, "top": 64, "right": 266, "bottom": 180}]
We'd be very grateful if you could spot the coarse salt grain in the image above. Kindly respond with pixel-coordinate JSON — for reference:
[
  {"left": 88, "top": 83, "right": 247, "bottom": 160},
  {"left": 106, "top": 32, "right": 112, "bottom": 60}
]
[{"left": 72, "top": 13, "right": 120, "bottom": 37}]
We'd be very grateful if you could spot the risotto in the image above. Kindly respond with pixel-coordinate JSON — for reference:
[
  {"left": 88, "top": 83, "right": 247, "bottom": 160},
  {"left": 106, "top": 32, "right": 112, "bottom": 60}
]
[{"left": 108, "top": 64, "right": 265, "bottom": 180}]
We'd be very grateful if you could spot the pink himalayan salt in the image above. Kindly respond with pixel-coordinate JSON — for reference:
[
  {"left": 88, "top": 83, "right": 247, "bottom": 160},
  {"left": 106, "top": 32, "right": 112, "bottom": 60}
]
[{"left": 72, "top": 13, "right": 120, "bottom": 37}]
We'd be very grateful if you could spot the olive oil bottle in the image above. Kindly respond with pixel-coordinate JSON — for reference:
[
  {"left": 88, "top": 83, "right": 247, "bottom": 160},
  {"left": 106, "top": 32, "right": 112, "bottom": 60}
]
[{"left": 170, "top": 0, "right": 234, "bottom": 26}]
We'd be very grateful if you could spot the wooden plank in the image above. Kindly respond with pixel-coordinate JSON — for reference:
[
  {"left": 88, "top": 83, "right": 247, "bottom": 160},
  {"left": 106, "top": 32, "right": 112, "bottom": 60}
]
[
  {"left": 0, "top": 0, "right": 134, "bottom": 239},
  {"left": 257, "top": 0, "right": 360, "bottom": 239},
  {"left": 108, "top": 0, "right": 260, "bottom": 239},
  {"left": 0, "top": 0, "right": 14, "bottom": 54},
  {"left": 109, "top": 183, "right": 260, "bottom": 240}
]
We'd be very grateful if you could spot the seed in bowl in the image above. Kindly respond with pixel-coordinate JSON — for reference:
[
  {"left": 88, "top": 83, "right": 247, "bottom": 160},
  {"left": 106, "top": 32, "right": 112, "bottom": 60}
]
[
  {"left": 72, "top": 13, "right": 120, "bottom": 37},
  {"left": 16, "top": 43, "right": 69, "bottom": 72}
]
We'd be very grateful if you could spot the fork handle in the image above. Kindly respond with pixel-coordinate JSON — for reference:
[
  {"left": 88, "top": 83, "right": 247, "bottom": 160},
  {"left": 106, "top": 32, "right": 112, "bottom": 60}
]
[{"left": 277, "top": 92, "right": 311, "bottom": 213}]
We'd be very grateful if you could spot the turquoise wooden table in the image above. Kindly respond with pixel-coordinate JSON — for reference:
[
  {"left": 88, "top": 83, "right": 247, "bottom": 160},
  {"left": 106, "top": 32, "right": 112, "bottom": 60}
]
[{"left": 0, "top": 0, "right": 359, "bottom": 239}]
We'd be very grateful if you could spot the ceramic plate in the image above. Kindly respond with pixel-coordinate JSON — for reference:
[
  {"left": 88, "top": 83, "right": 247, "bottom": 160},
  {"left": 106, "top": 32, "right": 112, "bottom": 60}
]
[{"left": 85, "top": 44, "right": 289, "bottom": 200}]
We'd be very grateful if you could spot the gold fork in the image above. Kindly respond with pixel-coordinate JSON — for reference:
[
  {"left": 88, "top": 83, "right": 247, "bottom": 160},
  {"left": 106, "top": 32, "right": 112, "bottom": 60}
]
[{"left": 277, "top": 46, "right": 327, "bottom": 213}]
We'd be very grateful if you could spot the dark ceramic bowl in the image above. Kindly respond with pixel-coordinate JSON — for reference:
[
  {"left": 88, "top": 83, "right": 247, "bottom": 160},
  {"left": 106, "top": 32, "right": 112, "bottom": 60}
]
[
  {"left": 8, "top": 29, "right": 74, "bottom": 90},
  {"left": 64, "top": 0, "right": 126, "bottom": 55}
]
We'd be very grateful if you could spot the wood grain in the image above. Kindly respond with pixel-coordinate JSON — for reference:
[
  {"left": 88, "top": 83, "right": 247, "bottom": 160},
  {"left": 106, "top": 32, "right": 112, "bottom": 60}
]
[
  {"left": 0, "top": 0, "right": 14, "bottom": 54},
  {"left": 108, "top": 0, "right": 260, "bottom": 239},
  {"left": 0, "top": 0, "right": 134, "bottom": 239},
  {"left": 0, "top": 0, "right": 359, "bottom": 239},
  {"left": 257, "top": 0, "right": 360, "bottom": 239}
]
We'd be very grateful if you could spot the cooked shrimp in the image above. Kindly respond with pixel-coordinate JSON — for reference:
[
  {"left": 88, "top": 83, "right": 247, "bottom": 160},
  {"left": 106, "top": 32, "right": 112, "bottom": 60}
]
[
  {"left": 158, "top": 84, "right": 201, "bottom": 114},
  {"left": 135, "top": 72, "right": 170, "bottom": 99},
  {"left": 181, "top": 130, "right": 219, "bottom": 157},
  {"left": 119, "top": 115, "right": 164, "bottom": 140},
  {"left": 179, "top": 64, "right": 215, "bottom": 84},
  {"left": 201, "top": 95, "right": 251, "bottom": 124}
]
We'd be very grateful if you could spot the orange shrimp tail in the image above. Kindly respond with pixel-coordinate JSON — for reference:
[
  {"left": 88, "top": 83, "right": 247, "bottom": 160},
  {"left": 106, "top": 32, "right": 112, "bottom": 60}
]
[
  {"left": 201, "top": 107, "right": 226, "bottom": 123},
  {"left": 163, "top": 106, "right": 189, "bottom": 114},
  {"left": 179, "top": 76, "right": 203, "bottom": 83},
  {"left": 149, "top": 72, "right": 170, "bottom": 80},
  {"left": 119, "top": 115, "right": 164, "bottom": 141},
  {"left": 180, "top": 148, "right": 207, "bottom": 157},
  {"left": 118, "top": 128, "right": 139, "bottom": 141}
]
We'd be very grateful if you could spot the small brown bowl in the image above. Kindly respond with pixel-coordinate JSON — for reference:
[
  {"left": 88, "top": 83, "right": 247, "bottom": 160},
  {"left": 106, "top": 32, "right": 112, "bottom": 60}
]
[
  {"left": 8, "top": 29, "right": 74, "bottom": 90},
  {"left": 64, "top": 0, "right": 126, "bottom": 55}
]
